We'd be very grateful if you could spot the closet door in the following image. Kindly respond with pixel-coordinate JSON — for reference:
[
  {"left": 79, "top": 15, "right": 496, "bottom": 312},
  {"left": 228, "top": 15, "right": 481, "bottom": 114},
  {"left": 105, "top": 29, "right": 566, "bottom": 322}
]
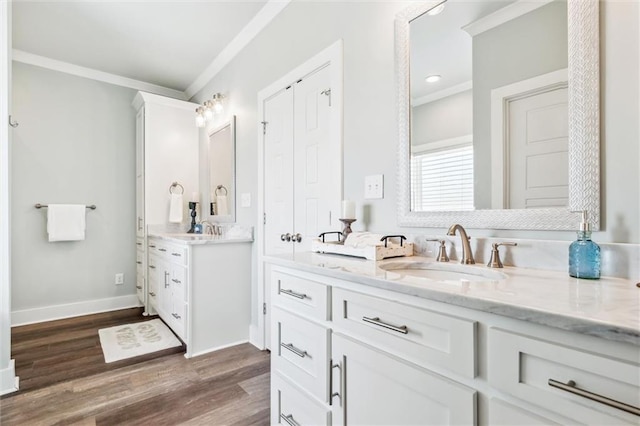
[
  {"left": 292, "top": 65, "right": 337, "bottom": 251},
  {"left": 264, "top": 88, "right": 295, "bottom": 256}
]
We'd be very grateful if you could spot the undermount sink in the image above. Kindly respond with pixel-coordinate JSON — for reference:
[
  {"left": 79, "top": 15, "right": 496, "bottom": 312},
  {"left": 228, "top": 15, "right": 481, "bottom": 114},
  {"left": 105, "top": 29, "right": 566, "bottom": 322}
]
[{"left": 379, "top": 261, "right": 507, "bottom": 283}]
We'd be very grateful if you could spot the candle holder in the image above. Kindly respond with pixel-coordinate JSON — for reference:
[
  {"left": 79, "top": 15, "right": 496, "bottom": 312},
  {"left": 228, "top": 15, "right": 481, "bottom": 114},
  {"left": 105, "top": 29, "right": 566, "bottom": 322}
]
[
  {"left": 187, "top": 201, "right": 198, "bottom": 233},
  {"left": 339, "top": 218, "right": 356, "bottom": 240}
]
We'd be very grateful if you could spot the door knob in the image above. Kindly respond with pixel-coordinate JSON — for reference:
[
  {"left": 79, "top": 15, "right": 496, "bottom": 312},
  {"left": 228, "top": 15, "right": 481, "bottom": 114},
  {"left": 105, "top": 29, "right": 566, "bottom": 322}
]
[
  {"left": 281, "top": 233, "right": 292, "bottom": 242},
  {"left": 292, "top": 233, "right": 302, "bottom": 243}
]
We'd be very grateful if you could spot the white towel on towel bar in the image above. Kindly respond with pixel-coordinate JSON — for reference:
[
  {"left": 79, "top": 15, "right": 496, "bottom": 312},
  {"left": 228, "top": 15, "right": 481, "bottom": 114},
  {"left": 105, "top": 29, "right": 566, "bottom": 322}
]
[
  {"left": 47, "top": 204, "right": 86, "bottom": 242},
  {"left": 169, "top": 193, "right": 183, "bottom": 223},
  {"left": 216, "top": 194, "right": 229, "bottom": 216}
]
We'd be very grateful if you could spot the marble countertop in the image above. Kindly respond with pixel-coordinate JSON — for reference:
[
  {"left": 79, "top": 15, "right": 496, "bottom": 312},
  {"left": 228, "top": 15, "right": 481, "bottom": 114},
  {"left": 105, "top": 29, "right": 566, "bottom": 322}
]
[
  {"left": 266, "top": 252, "right": 640, "bottom": 345},
  {"left": 148, "top": 232, "right": 253, "bottom": 245}
]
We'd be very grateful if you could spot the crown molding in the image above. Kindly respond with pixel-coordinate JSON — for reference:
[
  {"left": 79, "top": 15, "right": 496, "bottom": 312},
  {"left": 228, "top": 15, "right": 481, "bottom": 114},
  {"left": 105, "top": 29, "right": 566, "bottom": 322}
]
[
  {"left": 185, "top": 0, "right": 291, "bottom": 99},
  {"left": 12, "top": 49, "right": 186, "bottom": 99},
  {"left": 462, "top": 0, "right": 554, "bottom": 37},
  {"left": 412, "top": 80, "right": 472, "bottom": 107}
]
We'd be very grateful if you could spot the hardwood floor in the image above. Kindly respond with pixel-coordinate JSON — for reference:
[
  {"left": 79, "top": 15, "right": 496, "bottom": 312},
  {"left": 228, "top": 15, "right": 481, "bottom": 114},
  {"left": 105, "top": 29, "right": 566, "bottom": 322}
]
[{"left": 0, "top": 308, "right": 271, "bottom": 425}]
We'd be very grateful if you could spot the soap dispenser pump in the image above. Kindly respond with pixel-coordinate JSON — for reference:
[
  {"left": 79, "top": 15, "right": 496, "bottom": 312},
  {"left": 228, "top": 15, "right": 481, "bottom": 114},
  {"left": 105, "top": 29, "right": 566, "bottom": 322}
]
[{"left": 569, "top": 211, "right": 600, "bottom": 279}]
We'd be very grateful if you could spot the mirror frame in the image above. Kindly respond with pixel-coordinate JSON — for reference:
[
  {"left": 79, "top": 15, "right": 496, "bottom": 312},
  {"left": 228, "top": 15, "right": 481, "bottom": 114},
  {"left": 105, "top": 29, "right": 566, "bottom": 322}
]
[
  {"left": 396, "top": 0, "right": 600, "bottom": 230},
  {"left": 206, "top": 115, "right": 236, "bottom": 223}
]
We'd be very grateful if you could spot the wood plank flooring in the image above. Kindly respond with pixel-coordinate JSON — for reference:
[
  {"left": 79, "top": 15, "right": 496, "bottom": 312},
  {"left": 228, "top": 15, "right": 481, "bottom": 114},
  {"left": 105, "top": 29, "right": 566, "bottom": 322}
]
[{"left": 0, "top": 308, "right": 271, "bottom": 425}]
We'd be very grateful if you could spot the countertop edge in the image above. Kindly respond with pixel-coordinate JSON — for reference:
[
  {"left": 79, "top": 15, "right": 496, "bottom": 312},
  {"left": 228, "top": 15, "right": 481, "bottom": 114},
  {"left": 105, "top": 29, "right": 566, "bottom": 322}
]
[{"left": 265, "top": 254, "right": 640, "bottom": 346}]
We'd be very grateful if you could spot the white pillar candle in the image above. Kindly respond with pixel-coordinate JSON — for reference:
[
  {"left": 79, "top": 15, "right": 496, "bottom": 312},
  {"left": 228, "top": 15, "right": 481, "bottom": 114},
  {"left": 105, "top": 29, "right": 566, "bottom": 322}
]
[{"left": 341, "top": 200, "right": 355, "bottom": 219}]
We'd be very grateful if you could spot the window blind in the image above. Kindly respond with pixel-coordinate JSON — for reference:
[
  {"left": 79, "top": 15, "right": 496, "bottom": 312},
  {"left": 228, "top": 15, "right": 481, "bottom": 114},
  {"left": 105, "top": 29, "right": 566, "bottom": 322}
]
[{"left": 411, "top": 144, "right": 474, "bottom": 211}]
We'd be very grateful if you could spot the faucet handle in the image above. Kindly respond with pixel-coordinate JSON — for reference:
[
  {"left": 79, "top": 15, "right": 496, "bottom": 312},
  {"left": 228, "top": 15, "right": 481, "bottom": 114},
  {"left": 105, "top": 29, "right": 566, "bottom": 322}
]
[
  {"left": 487, "top": 242, "right": 518, "bottom": 268},
  {"left": 426, "top": 239, "right": 449, "bottom": 262}
]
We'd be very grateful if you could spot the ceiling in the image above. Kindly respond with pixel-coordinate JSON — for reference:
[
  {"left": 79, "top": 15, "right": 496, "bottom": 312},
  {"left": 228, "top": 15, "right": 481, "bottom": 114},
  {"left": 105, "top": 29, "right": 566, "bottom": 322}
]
[{"left": 12, "top": 0, "right": 272, "bottom": 96}]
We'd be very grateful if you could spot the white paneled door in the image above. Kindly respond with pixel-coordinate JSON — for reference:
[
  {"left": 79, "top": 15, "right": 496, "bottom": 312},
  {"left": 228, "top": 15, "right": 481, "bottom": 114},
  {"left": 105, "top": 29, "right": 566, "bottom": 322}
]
[{"left": 264, "top": 64, "right": 338, "bottom": 255}]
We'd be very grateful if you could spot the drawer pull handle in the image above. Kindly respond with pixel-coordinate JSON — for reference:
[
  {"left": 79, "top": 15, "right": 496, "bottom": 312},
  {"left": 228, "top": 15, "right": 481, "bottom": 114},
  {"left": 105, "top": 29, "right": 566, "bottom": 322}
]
[
  {"left": 280, "top": 414, "right": 300, "bottom": 426},
  {"left": 136, "top": 285, "right": 142, "bottom": 290},
  {"left": 136, "top": 242, "right": 142, "bottom": 246},
  {"left": 281, "top": 342, "right": 308, "bottom": 358},
  {"left": 149, "top": 292, "right": 156, "bottom": 296},
  {"left": 158, "top": 248, "right": 167, "bottom": 252},
  {"left": 171, "top": 313, "right": 182, "bottom": 319},
  {"left": 136, "top": 261, "right": 142, "bottom": 265},
  {"left": 171, "top": 278, "right": 181, "bottom": 284},
  {"left": 149, "top": 265, "right": 156, "bottom": 269},
  {"left": 149, "top": 244, "right": 156, "bottom": 248},
  {"left": 362, "top": 316, "right": 408, "bottom": 334},
  {"left": 280, "top": 288, "right": 307, "bottom": 300},
  {"left": 171, "top": 252, "right": 182, "bottom": 257},
  {"left": 548, "top": 379, "right": 640, "bottom": 416},
  {"left": 164, "top": 271, "right": 170, "bottom": 288},
  {"left": 330, "top": 361, "right": 344, "bottom": 407}
]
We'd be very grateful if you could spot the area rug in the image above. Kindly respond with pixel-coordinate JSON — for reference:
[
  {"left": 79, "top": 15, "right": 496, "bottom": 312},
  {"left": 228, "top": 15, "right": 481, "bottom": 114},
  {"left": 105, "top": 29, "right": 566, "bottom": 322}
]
[{"left": 98, "top": 319, "right": 182, "bottom": 363}]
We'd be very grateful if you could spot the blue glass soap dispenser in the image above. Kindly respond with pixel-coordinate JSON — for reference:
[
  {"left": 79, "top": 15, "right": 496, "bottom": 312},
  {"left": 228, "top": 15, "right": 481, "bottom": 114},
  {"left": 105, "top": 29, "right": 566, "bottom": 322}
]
[{"left": 569, "top": 211, "right": 600, "bottom": 279}]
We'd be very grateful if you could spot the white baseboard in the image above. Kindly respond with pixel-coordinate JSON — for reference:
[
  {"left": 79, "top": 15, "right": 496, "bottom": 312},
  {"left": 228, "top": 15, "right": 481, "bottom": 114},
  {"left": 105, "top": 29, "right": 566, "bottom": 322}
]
[
  {"left": 0, "top": 359, "right": 18, "bottom": 396},
  {"left": 11, "top": 295, "right": 142, "bottom": 327},
  {"left": 249, "top": 324, "right": 265, "bottom": 350}
]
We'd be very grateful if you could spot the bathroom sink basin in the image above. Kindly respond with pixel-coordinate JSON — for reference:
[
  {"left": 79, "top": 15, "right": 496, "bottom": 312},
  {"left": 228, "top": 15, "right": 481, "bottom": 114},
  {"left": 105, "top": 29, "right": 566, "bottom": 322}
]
[{"left": 379, "top": 261, "right": 507, "bottom": 283}]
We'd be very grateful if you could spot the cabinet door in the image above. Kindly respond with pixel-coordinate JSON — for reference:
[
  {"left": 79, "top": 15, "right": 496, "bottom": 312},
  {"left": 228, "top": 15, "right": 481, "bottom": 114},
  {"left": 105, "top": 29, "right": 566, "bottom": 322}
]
[
  {"left": 331, "top": 333, "right": 476, "bottom": 426},
  {"left": 147, "top": 254, "right": 160, "bottom": 310}
]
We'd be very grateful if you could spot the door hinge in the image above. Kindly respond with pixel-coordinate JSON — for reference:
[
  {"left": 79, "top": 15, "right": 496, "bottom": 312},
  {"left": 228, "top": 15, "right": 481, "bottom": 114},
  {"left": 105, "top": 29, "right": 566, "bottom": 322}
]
[
  {"left": 263, "top": 212, "right": 266, "bottom": 225},
  {"left": 321, "top": 88, "right": 332, "bottom": 106},
  {"left": 263, "top": 303, "right": 267, "bottom": 315},
  {"left": 261, "top": 121, "right": 268, "bottom": 135}
]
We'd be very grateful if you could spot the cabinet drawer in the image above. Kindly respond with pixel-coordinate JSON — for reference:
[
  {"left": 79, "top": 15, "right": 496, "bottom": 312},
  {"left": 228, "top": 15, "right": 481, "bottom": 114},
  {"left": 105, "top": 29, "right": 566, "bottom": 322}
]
[
  {"left": 272, "top": 270, "right": 329, "bottom": 321},
  {"left": 271, "top": 374, "right": 330, "bottom": 426},
  {"left": 272, "top": 307, "right": 330, "bottom": 403},
  {"left": 167, "top": 244, "right": 188, "bottom": 265},
  {"left": 488, "top": 328, "right": 640, "bottom": 425},
  {"left": 489, "top": 398, "right": 567, "bottom": 425},
  {"left": 170, "top": 301, "right": 187, "bottom": 341},
  {"left": 332, "top": 287, "right": 476, "bottom": 378},
  {"left": 147, "top": 239, "right": 166, "bottom": 255}
]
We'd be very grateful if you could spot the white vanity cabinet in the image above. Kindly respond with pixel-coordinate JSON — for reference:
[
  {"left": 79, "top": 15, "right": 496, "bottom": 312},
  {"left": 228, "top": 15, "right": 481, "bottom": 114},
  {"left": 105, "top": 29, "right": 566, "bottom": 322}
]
[
  {"left": 268, "top": 260, "right": 640, "bottom": 426},
  {"left": 148, "top": 236, "right": 252, "bottom": 357},
  {"left": 132, "top": 92, "right": 199, "bottom": 315}
]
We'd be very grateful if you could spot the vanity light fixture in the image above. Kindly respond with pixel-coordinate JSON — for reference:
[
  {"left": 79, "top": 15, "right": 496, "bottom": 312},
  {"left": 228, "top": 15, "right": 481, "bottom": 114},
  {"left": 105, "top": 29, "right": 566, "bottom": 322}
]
[
  {"left": 426, "top": 2, "right": 446, "bottom": 16},
  {"left": 425, "top": 74, "right": 442, "bottom": 83},
  {"left": 195, "top": 92, "right": 225, "bottom": 128}
]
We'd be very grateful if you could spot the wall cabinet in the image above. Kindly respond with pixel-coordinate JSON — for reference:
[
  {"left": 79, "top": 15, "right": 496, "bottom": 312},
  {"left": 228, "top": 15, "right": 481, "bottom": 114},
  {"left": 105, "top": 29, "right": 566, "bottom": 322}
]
[
  {"left": 132, "top": 92, "right": 199, "bottom": 312},
  {"left": 268, "top": 263, "right": 640, "bottom": 426},
  {"left": 149, "top": 236, "right": 252, "bottom": 357}
]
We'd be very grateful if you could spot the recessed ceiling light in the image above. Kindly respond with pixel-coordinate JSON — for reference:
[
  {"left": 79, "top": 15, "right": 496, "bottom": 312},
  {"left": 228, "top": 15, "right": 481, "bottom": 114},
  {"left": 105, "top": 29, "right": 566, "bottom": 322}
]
[
  {"left": 426, "top": 3, "right": 446, "bottom": 16},
  {"left": 425, "top": 75, "right": 442, "bottom": 83}
]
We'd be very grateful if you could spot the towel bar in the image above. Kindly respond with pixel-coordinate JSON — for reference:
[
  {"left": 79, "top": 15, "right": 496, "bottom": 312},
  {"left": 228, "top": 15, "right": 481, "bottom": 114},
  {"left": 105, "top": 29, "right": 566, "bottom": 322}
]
[{"left": 35, "top": 204, "right": 96, "bottom": 210}]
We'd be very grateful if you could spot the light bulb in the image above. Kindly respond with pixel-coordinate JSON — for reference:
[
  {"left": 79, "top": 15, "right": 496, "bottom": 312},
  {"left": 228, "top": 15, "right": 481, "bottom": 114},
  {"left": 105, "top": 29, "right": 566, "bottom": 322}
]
[
  {"left": 425, "top": 74, "right": 442, "bottom": 83},
  {"left": 195, "top": 107, "right": 206, "bottom": 128},
  {"left": 212, "top": 93, "right": 224, "bottom": 113},
  {"left": 203, "top": 101, "right": 214, "bottom": 121}
]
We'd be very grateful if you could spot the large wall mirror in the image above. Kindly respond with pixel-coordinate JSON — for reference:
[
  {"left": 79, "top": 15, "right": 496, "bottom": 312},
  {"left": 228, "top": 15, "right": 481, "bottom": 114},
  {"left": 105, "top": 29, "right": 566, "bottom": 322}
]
[
  {"left": 396, "top": 0, "right": 600, "bottom": 230},
  {"left": 207, "top": 116, "right": 236, "bottom": 223}
]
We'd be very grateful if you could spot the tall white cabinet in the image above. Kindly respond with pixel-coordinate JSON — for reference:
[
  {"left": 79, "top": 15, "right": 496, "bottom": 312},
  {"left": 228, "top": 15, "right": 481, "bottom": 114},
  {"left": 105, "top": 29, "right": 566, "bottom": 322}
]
[{"left": 132, "top": 92, "right": 199, "bottom": 314}]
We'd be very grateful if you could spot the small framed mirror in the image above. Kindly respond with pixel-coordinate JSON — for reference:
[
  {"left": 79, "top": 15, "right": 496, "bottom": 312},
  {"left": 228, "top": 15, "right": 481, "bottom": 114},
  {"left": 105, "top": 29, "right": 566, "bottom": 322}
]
[{"left": 206, "top": 116, "right": 236, "bottom": 222}]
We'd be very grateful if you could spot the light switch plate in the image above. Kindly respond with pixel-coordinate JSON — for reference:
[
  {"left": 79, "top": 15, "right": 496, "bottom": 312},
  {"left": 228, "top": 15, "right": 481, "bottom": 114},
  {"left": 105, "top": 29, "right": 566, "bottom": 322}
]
[
  {"left": 241, "top": 193, "right": 251, "bottom": 208},
  {"left": 365, "top": 174, "right": 384, "bottom": 199}
]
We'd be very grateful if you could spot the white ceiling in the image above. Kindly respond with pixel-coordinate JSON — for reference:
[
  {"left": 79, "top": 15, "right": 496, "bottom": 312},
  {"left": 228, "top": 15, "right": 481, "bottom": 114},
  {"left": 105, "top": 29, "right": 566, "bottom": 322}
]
[{"left": 12, "top": 0, "right": 272, "bottom": 96}]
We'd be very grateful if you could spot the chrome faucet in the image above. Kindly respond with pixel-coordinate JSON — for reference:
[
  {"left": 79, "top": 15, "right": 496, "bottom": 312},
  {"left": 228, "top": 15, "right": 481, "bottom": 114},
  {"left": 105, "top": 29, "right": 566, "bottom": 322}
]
[
  {"left": 200, "top": 220, "right": 215, "bottom": 235},
  {"left": 446, "top": 224, "right": 475, "bottom": 264}
]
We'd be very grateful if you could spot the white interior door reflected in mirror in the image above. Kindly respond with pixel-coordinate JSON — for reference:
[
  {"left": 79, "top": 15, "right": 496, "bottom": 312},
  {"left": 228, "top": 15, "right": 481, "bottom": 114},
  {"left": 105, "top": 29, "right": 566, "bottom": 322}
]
[{"left": 208, "top": 116, "right": 236, "bottom": 223}]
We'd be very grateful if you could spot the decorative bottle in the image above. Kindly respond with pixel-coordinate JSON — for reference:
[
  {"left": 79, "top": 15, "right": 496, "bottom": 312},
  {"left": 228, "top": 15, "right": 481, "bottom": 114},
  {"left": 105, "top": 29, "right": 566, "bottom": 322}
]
[{"left": 569, "top": 211, "right": 600, "bottom": 279}]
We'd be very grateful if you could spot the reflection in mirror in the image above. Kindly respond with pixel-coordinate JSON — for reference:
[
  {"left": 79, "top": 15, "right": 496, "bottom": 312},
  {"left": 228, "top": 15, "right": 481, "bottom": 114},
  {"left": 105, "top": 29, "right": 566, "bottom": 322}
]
[
  {"left": 207, "top": 116, "right": 236, "bottom": 222},
  {"left": 397, "top": 0, "right": 600, "bottom": 230}
]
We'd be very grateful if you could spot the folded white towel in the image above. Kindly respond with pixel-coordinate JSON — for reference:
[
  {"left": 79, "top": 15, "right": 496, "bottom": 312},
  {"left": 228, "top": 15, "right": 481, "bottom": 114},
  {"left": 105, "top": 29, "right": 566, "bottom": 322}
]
[
  {"left": 343, "top": 232, "right": 383, "bottom": 249},
  {"left": 169, "top": 193, "right": 183, "bottom": 223},
  {"left": 47, "top": 204, "right": 86, "bottom": 242},
  {"left": 216, "top": 194, "right": 229, "bottom": 216}
]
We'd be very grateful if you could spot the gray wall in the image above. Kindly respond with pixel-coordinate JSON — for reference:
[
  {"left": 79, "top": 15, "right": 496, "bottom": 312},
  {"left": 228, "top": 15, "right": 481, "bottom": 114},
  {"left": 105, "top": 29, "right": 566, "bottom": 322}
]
[
  {"left": 473, "top": 0, "right": 568, "bottom": 209},
  {"left": 11, "top": 62, "right": 137, "bottom": 312},
  {"left": 193, "top": 0, "right": 638, "bottom": 244},
  {"left": 412, "top": 90, "right": 473, "bottom": 147}
]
